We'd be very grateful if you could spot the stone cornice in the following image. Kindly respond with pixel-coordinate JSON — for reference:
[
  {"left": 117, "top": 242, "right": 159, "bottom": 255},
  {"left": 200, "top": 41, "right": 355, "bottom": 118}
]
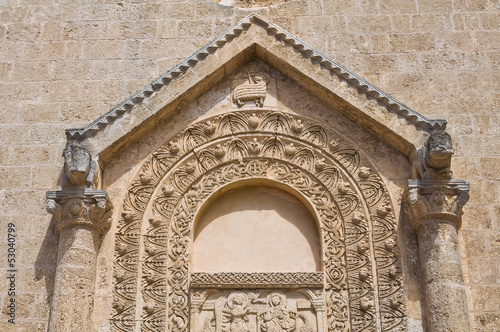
[
  {"left": 405, "top": 179, "right": 470, "bottom": 229},
  {"left": 46, "top": 189, "right": 113, "bottom": 234},
  {"left": 65, "top": 13, "right": 446, "bottom": 142}
]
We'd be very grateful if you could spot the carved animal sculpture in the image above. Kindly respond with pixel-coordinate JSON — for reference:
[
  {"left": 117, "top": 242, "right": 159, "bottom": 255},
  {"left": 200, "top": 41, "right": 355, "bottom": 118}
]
[
  {"left": 63, "top": 143, "right": 96, "bottom": 187},
  {"left": 233, "top": 75, "right": 267, "bottom": 107},
  {"left": 415, "top": 131, "right": 455, "bottom": 179}
]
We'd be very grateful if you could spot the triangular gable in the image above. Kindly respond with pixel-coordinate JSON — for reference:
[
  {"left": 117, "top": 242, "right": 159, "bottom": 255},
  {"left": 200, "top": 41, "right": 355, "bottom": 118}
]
[{"left": 66, "top": 14, "right": 446, "bottom": 162}]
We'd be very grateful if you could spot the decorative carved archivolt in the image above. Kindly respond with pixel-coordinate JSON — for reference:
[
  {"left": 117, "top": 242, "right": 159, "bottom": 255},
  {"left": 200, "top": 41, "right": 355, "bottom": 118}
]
[{"left": 110, "top": 110, "right": 405, "bottom": 332}]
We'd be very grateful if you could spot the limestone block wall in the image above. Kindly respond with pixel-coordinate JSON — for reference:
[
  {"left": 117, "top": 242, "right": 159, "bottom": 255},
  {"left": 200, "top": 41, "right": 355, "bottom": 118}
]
[{"left": 0, "top": 0, "right": 498, "bottom": 331}]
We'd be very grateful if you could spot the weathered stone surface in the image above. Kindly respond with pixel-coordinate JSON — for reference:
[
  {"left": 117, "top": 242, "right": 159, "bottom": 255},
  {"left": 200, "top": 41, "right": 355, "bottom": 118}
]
[
  {"left": 405, "top": 172, "right": 471, "bottom": 331},
  {"left": 0, "top": 0, "right": 498, "bottom": 331}
]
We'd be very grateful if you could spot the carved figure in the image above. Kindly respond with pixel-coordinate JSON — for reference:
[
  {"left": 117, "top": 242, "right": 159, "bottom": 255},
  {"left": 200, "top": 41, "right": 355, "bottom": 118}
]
[
  {"left": 215, "top": 292, "right": 250, "bottom": 332},
  {"left": 259, "top": 292, "right": 296, "bottom": 332},
  {"left": 233, "top": 74, "right": 267, "bottom": 107},
  {"left": 415, "top": 131, "right": 455, "bottom": 179},
  {"left": 63, "top": 143, "right": 96, "bottom": 188}
]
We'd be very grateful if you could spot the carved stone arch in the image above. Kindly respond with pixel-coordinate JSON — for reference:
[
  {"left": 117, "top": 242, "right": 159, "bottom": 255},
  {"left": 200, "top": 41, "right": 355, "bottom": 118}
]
[
  {"left": 45, "top": 14, "right": 471, "bottom": 332},
  {"left": 111, "top": 110, "right": 404, "bottom": 332}
]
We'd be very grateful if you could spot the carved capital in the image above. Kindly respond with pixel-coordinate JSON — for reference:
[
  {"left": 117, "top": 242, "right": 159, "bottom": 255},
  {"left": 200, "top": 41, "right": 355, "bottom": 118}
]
[
  {"left": 46, "top": 189, "right": 113, "bottom": 234},
  {"left": 405, "top": 179, "right": 469, "bottom": 229}
]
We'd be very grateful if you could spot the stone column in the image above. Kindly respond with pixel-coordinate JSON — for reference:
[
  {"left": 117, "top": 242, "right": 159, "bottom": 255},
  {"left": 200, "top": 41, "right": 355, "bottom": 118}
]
[
  {"left": 405, "top": 179, "right": 470, "bottom": 332},
  {"left": 46, "top": 190, "right": 112, "bottom": 331},
  {"left": 46, "top": 144, "right": 113, "bottom": 331}
]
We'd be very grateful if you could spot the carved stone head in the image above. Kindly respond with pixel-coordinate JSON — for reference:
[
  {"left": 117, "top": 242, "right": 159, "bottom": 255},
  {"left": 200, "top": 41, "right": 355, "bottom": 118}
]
[
  {"left": 425, "top": 131, "right": 455, "bottom": 167},
  {"left": 63, "top": 143, "right": 95, "bottom": 187},
  {"left": 415, "top": 130, "right": 455, "bottom": 179}
]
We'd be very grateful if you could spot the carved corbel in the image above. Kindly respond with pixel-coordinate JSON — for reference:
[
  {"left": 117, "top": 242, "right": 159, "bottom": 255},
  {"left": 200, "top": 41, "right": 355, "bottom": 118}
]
[
  {"left": 406, "top": 130, "right": 470, "bottom": 229},
  {"left": 412, "top": 130, "right": 455, "bottom": 180}
]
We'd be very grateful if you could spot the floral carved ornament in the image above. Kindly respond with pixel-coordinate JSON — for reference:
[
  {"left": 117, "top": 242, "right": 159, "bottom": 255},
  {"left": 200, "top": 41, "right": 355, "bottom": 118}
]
[{"left": 110, "top": 111, "right": 405, "bottom": 332}]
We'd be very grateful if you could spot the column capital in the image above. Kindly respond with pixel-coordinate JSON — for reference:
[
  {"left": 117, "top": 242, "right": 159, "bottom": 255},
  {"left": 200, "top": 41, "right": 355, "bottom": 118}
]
[
  {"left": 405, "top": 179, "right": 470, "bottom": 229},
  {"left": 46, "top": 189, "right": 113, "bottom": 234}
]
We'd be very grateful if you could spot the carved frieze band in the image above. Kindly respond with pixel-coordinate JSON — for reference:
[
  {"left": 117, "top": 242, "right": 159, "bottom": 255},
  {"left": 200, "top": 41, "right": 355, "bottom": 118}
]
[
  {"left": 110, "top": 110, "right": 405, "bottom": 332},
  {"left": 190, "top": 272, "right": 324, "bottom": 289}
]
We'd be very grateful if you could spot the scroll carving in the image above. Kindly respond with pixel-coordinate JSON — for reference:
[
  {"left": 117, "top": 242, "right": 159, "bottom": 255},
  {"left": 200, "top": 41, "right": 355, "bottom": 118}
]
[{"left": 110, "top": 110, "right": 405, "bottom": 332}]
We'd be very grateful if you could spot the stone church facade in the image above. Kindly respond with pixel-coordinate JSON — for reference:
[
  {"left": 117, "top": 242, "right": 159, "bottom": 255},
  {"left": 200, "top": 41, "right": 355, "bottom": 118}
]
[{"left": 0, "top": 1, "right": 499, "bottom": 332}]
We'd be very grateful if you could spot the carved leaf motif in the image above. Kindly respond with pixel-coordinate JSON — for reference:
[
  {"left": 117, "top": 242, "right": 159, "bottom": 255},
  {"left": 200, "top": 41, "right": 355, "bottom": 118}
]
[
  {"left": 290, "top": 148, "right": 315, "bottom": 170},
  {"left": 171, "top": 168, "right": 197, "bottom": 193},
  {"left": 225, "top": 138, "right": 247, "bottom": 161},
  {"left": 299, "top": 124, "right": 328, "bottom": 147},
  {"left": 115, "top": 249, "right": 140, "bottom": 273},
  {"left": 218, "top": 113, "right": 249, "bottom": 135},
  {"left": 346, "top": 250, "right": 370, "bottom": 276},
  {"left": 316, "top": 166, "right": 340, "bottom": 189},
  {"left": 144, "top": 249, "right": 167, "bottom": 275},
  {"left": 182, "top": 126, "right": 209, "bottom": 151},
  {"left": 153, "top": 195, "right": 177, "bottom": 220},
  {"left": 111, "top": 306, "right": 136, "bottom": 329},
  {"left": 141, "top": 310, "right": 166, "bottom": 331},
  {"left": 128, "top": 183, "right": 155, "bottom": 212},
  {"left": 150, "top": 156, "right": 169, "bottom": 179},
  {"left": 358, "top": 180, "right": 385, "bottom": 207},
  {"left": 333, "top": 148, "right": 360, "bottom": 173},
  {"left": 261, "top": 138, "right": 284, "bottom": 158},
  {"left": 116, "top": 236, "right": 140, "bottom": 258},
  {"left": 335, "top": 193, "right": 360, "bottom": 216},
  {"left": 198, "top": 149, "right": 224, "bottom": 169},
  {"left": 372, "top": 216, "right": 396, "bottom": 243},
  {"left": 143, "top": 277, "right": 167, "bottom": 303},
  {"left": 258, "top": 112, "right": 291, "bottom": 134},
  {"left": 145, "top": 226, "right": 168, "bottom": 247},
  {"left": 153, "top": 147, "right": 180, "bottom": 169},
  {"left": 114, "top": 276, "right": 138, "bottom": 302}
]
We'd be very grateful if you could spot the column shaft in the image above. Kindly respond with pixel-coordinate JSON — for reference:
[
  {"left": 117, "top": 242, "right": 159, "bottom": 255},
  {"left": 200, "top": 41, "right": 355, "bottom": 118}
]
[
  {"left": 49, "top": 225, "right": 100, "bottom": 332},
  {"left": 416, "top": 219, "right": 470, "bottom": 332}
]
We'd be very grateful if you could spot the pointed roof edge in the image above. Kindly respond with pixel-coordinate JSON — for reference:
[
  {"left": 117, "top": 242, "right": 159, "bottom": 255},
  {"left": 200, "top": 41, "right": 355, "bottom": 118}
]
[{"left": 65, "top": 13, "right": 446, "bottom": 141}]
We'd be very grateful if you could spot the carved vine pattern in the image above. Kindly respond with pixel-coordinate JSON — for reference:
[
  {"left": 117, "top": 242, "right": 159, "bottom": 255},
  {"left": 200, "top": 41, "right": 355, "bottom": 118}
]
[{"left": 110, "top": 111, "right": 405, "bottom": 332}]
